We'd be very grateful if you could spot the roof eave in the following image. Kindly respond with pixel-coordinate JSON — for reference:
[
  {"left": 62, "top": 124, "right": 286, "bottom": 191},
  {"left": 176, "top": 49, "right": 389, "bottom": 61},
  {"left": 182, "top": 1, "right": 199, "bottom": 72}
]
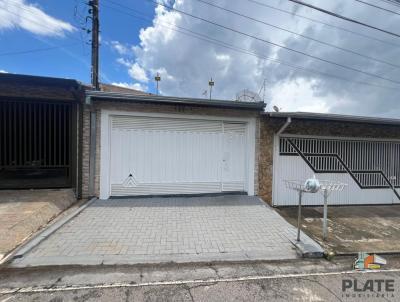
[
  {"left": 0, "top": 73, "right": 81, "bottom": 88},
  {"left": 86, "top": 90, "right": 266, "bottom": 110},
  {"left": 265, "top": 112, "right": 400, "bottom": 126}
]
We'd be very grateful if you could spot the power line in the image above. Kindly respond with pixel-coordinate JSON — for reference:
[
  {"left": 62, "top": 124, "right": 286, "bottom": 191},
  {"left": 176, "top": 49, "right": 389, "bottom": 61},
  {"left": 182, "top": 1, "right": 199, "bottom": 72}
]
[
  {"left": 248, "top": 0, "right": 400, "bottom": 48},
  {"left": 354, "top": 0, "right": 400, "bottom": 16},
  {"left": 375, "top": 0, "right": 400, "bottom": 7},
  {"left": 2, "top": 0, "right": 112, "bottom": 83},
  {"left": 73, "top": 0, "right": 91, "bottom": 56},
  {"left": 103, "top": 1, "right": 398, "bottom": 91},
  {"left": 194, "top": 0, "right": 400, "bottom": 69},
  {"left": 286, "top": 0, "right": 400, "bottom": 38},
  {"left": 0, "top": 43, "right": 81, "bottom": 57},
  {"left": 147, "top": 0, "right": 400, "bottom": 85},
  {"left": 5, "top": 0, "right": 89, "bottom": 58},
  {"left": 0, "top": 4, "right": 91, "bottom": 68},
  {"left": 0, "top": 5, "right": 81, "bottom": 43}
]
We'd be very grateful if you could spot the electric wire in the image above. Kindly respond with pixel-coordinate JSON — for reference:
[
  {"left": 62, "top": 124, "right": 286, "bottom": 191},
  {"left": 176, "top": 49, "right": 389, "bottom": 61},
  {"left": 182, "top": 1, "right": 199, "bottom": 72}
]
[
  {"left": 375, "top": 0, "right": 400, "bottom": 7},
  {"left": 286, "top": 0, "right": 400, "bottom": 38},
  {"left": 194, "top": 0, "right": 400, "bottom": 69},
  {"left": 146, "top": 0, "right": 400, "bottom": 85},
  {"left": 354, "top": 0, "right": 400, "bottom": 15},
  {"left": 248, "top": 0, "right": 400, "bottom": 48},
  {"left": 0, "top": 43, "right": 81, "bottom": 57},
  {"left": 103, "top": 1, "right": 399, "bottom": 91},
  {"left": 0, "top": 5, "right": 82, "bottom": 43},
  {"left": 0, "top": 4, "right": 90, "bottom": 67}
]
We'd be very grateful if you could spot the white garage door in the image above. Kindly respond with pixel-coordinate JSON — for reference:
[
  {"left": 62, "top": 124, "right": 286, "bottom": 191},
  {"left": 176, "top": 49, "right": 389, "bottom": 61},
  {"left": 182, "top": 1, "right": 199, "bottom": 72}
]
[{"left": 107, "top": 115, "right": 248, "bottom": 196}]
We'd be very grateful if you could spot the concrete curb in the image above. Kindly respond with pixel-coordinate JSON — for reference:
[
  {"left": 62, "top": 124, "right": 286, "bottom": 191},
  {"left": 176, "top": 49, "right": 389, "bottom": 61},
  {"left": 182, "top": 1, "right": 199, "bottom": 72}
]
[
  {"left": 1, "top": 197, "right": 97, "bottom": 267},
  {"left": 9, "top": 249, "right": 299, "bottom": 268},
  {"left": 291, "top": 240, "right": 325, "bottom": 258},
  {"left": 335, "top": 251, "right": 400, "bottom": 257}
]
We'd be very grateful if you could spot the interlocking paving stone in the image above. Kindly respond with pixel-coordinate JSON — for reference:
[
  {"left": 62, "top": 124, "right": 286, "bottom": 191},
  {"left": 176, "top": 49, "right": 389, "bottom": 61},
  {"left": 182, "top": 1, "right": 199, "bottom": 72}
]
[{"left": 12, "top": 195, "right": 320, "bottom": 266}]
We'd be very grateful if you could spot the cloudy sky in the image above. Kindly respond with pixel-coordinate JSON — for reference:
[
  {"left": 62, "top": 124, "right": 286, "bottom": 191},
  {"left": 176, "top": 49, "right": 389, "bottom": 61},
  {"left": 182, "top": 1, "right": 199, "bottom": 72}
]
[{"left": 0, "top": 0, "right": 399, "bottom": 116}]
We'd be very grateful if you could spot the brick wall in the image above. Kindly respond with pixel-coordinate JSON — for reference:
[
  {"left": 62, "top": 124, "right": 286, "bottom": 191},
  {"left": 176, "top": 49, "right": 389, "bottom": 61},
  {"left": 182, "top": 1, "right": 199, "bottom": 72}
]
[
  {"left": 81, "top": 106, "right": 91, "bottom": 197},
  {"left": 81, "top": 101, "right": 260, "bottom": 198},
  {"left": 258, "top": 117, "right": 400, "bottom": 204}
]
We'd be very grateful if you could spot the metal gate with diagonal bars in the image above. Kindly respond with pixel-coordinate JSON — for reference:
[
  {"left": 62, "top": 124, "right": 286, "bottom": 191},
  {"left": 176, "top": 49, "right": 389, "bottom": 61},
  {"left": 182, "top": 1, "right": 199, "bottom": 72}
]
[{"left": 273, "top": 135, "right": 400, "bottom": 206}]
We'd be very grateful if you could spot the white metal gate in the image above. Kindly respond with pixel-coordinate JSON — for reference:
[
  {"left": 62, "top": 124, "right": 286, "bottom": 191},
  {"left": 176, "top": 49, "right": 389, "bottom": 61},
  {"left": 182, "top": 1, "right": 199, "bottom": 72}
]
[
  {"left": 108, "top": 115, "right": 248, "bottom": 196},
  {"left": 273, "top": 136, "right": 400, "bottom": 206}
]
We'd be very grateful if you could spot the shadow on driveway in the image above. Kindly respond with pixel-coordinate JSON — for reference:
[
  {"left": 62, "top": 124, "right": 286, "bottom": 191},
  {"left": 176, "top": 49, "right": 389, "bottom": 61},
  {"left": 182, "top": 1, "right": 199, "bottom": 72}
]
[{"left": 96, "top": 195, "right": 264, "bottom": 207}]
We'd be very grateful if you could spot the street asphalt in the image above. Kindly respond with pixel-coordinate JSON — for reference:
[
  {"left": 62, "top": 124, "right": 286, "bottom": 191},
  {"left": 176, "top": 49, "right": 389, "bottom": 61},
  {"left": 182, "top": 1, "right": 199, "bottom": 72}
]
[
  {"left": 2, "top": 270, "right": 400, "bottom": 302},
  {"left": 1, "top": 256, "right": 400, "bottom": 301}
]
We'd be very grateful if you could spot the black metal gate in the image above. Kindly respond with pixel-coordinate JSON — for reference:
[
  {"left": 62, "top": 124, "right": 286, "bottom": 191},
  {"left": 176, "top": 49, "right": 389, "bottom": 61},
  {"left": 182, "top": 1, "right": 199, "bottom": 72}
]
[{"left": 0, "top": 99, "right": 73, "bottom": 189}]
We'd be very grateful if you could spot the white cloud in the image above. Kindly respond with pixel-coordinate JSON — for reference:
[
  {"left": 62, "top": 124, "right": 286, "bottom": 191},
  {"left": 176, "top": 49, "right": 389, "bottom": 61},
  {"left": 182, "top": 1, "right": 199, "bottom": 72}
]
[
  {"left": 269, "top": 79, "right": 332, "bottom": 113},
  {"left": 116, "top": 58, "right": 149, "bottom": 83},
  {"left": 114, "top": 0, "right": 400, "bottom": 117},
  {"left": 116, "top": 57, "right": 132, "bottom": 67},
  {"left": 111, "top": 82, "right": 148, "bottom": 92},
  {"left": 0, "top": 69, "right": 8, "bottom": 73},
  {"left": 216, "top": 54, "right": 230, "bottom": 62},
  {"left": 111, "top": 41, "right": 129, "bottom": 55},
  {"left": 0, "top": 0, "right": 75, "bottom": 36},
  {"left": 128, "top": 63, "right": 149, "bottom": 83},
  {"left": 138, "top": 4, "right": 182, "bottom": 48}
]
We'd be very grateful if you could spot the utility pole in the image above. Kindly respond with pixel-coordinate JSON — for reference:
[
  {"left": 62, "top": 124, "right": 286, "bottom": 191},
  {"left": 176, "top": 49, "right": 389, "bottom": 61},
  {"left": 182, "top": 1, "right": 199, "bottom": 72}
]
[
  {"left": 88, "top": 0, "right": 99, "bottom": 198},
  {"left": 89, "top": 0, "right": 100, "bottom": 90}
]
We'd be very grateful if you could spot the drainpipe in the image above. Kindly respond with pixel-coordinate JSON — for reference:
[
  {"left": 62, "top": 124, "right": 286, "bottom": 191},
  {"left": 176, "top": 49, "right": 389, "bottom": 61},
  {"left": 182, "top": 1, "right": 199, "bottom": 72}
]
[{"left": 277, "top": 116, "right": 291, "bottom": 136}]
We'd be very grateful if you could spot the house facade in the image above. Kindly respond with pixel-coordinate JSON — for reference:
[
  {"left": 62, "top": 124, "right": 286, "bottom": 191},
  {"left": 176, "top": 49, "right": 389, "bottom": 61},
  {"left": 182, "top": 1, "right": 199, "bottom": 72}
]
[
  {"left": 82, "top": 91, "right": 264, "bottom": 199},
  {"left": 259, "top": 113, "right": 400, "bottom": 206},
  {"left": 0, "top": 73, "right": 82, "bottom": 191},
  {"left": 1, "top": 73, "right": 399, "bottom": 206}
]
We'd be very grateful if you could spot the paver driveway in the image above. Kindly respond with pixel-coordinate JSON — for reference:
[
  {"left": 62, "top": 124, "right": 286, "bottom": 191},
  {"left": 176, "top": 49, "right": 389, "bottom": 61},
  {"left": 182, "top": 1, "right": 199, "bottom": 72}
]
[{"left": 12, "top": 195, "right": 319, "bottom": 267}]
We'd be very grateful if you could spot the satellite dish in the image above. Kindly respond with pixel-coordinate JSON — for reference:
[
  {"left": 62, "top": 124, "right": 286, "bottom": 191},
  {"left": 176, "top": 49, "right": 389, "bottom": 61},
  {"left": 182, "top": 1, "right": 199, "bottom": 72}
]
[
  {"left": 273, "top": 105, "right": 280, "bottom": 112},
  {"left": 236, "top": 89, "right": 262, "bottom": 103}
]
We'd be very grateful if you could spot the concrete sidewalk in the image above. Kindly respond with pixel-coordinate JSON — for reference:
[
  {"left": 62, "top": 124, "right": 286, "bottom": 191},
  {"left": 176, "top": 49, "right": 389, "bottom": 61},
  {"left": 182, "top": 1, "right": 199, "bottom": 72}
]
[
  {"left": 11, "top": 195, "right": 322, "bottom": 267},
  {"left": 0, "top": 189, "right": 76, "bottom": 260},
  {"left": 278, "top": 204, "right": 400, "bottom": 254}
]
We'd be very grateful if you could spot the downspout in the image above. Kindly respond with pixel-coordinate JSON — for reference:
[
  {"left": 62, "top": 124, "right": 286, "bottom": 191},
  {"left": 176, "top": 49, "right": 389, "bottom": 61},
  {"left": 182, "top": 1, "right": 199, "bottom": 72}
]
[
  {"left": 87, "top": 95, "right": 97, "bottom": 198},
  {"left": 277, "top": 116, "right": 292, "bottom": 136}
]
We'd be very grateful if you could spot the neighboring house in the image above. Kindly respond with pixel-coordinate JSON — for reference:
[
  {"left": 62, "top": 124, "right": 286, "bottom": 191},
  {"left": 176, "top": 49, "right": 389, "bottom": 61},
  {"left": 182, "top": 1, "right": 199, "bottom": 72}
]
[
  {"left": 0, "top": 73, "right": 82, "bottom": 191},
  {"left": 259, "top": 112, "right": 400, "bottom": 206},
  {"left": 1, "top": 73, "right": 400, "bottom": 206},
  {"left": 97, "top": 83, "right": 153, "bottom": 95}
]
